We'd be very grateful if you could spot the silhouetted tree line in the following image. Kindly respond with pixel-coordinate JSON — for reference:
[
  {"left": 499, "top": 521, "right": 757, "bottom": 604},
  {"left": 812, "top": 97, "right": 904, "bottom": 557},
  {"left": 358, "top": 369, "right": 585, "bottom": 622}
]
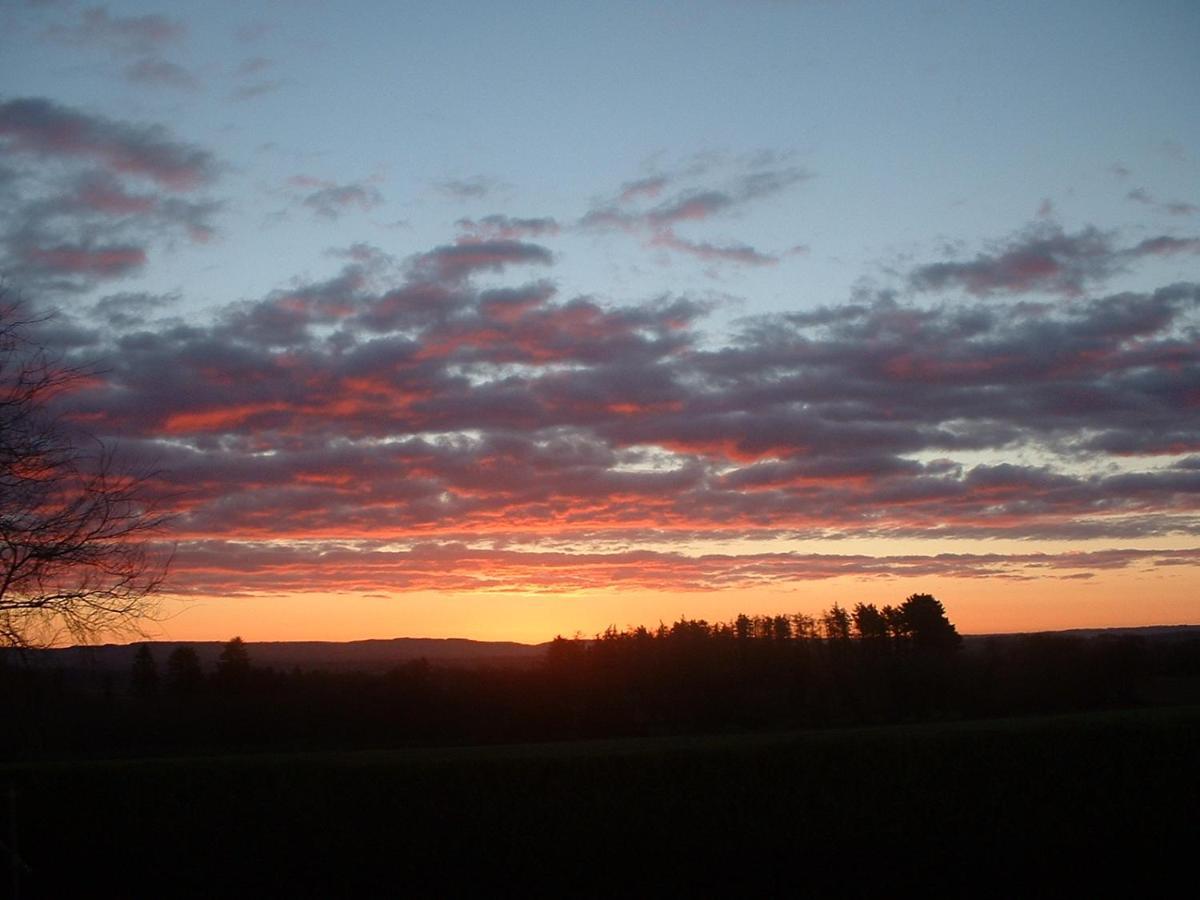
[{"left": 2, "top": 594, "right": 1198, "bottom": 758}]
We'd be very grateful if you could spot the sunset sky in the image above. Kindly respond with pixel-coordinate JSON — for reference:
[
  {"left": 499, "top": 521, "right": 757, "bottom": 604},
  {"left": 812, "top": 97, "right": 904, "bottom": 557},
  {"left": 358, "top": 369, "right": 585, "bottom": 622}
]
[{"left": 2, "top": 1, "right": 1199, "bottom": 642}]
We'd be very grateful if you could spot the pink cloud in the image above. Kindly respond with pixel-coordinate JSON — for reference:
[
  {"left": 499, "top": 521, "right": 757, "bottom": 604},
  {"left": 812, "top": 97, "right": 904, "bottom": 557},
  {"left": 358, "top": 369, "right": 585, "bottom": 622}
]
[{"left": 0, "top": 97, "right": 216, "bottom": 190}]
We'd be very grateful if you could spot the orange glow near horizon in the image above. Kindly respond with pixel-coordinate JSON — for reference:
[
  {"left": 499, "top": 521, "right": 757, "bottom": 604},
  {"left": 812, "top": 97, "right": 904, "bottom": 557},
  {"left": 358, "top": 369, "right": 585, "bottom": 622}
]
[{"left": 128, "top": 564, "right": 1200, "bottom": 647}]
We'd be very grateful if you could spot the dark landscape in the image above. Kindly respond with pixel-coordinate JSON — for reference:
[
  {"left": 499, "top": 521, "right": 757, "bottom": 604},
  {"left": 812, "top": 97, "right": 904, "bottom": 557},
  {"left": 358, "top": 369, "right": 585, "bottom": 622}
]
[
  {"left": 4, "top": 2, "right": 1200, "bottom": 896},
  {"left": 3, "top": 602, "right": 1199, "bottom": 895}
]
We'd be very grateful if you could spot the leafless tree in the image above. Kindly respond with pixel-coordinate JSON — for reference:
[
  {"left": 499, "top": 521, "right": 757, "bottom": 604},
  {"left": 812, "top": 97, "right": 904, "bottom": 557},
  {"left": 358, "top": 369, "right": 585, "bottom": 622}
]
[{"left": 0, "top": 300, "right": 170, "bottom": 648}]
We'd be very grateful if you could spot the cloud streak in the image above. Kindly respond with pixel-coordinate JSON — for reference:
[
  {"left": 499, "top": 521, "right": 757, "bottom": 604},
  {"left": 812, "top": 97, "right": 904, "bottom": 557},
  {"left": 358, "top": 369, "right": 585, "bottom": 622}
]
[
  {"left": 161, "top": 540, "right": 1200, "bottom": 596},
  {"left": 0, "top": 97, "right": 216, "bottom": 189},
  {"left": 909, "top": 225, "right": 1200, "bottom": 297},
  {"left": 0, "top": 97, "right": 220, "bottom": 293},
  {"left": 38, "top": 223, "right": 1197, "bottom": 563},
  {"left": 581, "top": 159, "right": 810, "bottom": 268},
  {"left": 44, "top": 6, "right": 185, "bottom": 56}
]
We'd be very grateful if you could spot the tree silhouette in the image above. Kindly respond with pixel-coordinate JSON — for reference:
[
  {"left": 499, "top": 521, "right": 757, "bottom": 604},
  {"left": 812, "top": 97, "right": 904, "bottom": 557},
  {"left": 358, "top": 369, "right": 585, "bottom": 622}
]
[
  {"left": 165, "top": 645, "right": 203, "bottom": 699},
  {"left": 0, "top": 301, "right": 169, "bottom": 648},
  {"left": 822, "top": 603, "right": 852, "bottom": 642},
  {"left": 852, "top": 603, "right": 889, "bottom": 643},
  {"left": 898, "top": 593, "right": 961, "bottom": 653},
  {"left": 216, "top": 636, "right": 251, "bottom": 691},
  {"left": 130, "top": 643, "right": 160, "bottom": 700}
]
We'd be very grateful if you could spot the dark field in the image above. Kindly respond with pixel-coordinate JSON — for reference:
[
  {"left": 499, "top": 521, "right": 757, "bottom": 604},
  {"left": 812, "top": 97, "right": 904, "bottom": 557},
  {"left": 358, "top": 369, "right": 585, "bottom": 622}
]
[{"left": 4, "top": 704, "right": 1197, "bottom": 897}]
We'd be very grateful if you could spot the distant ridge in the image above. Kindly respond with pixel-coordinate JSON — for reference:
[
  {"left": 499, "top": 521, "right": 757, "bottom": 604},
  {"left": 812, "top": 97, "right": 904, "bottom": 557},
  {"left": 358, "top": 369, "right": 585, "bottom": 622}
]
[
  {"left": 964, "top": 624, "right": 1200, "bottom": 642},
  {"left": 3, "top": 637, "right": 550, "bottom": 673},
  {"left": 3, "top": 625, "right": 1197, "bottom": 673}
]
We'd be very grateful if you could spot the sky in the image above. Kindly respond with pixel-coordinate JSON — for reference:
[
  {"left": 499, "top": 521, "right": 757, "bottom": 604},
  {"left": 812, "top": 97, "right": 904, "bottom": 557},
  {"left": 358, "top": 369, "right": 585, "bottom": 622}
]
[{"left": 1, "top": 0, "right": 1199, "bottom": 642}]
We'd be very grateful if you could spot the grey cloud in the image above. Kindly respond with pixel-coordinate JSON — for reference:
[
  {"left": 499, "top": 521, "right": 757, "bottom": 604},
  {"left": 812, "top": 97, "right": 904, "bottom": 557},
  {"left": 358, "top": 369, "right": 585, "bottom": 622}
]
[
  {"left": 910, "top": 225, "right": 1200, "bottom": 298},
  {"left": 455, "top": 215, "right": 559, "bottom": 240},
  {"left": 0, "top": 100, "right": 221, "bottom": 295},
  {"left": 302, "top": 183, "right": 384, "bottom": 220},
  {"left": 44, "top": 6, "right": 185, "bottom": 56},
  {"left": 437, "top": 176, "right": 500, "bottom": 200},
  {"left": 35, "top": 218, "right": 1199, "bottom": 550},
  {"left": 124, "top": 57, "right": 197, "bottom": 90},
  {"left": 0, "top": 97, "right": 217, "bottom": 189}
]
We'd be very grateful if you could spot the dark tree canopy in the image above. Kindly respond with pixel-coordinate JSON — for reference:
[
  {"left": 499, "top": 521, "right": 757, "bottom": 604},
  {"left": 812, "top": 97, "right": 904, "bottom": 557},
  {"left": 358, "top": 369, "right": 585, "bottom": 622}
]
[
  {"left": 0, "top": 301, "right": 169, "bottom": 648},
  {"left": 216, "top": 636, "right": 251, "bottom": 689},
  {"left": 130, "top": 643, "right": 160, "bottom": 700},
  {"left": 165, "top": 645, "right": 203, "bottom": 698},
  {"left": 898, "top": 593, "right": 962, "bottom": 652}
]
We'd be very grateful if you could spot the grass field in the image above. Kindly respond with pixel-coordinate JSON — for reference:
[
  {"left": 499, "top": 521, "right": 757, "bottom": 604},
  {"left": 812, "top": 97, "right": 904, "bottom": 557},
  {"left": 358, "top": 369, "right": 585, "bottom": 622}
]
[{"left": 4, "top": 705, "right": 1198, "bottom": 896}]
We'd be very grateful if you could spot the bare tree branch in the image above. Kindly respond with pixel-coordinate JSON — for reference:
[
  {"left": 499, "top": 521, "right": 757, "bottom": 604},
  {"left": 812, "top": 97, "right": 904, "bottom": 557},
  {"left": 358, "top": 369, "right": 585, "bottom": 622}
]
[{"left": 1, "top": 296, "right": 171, "bottom": 648}]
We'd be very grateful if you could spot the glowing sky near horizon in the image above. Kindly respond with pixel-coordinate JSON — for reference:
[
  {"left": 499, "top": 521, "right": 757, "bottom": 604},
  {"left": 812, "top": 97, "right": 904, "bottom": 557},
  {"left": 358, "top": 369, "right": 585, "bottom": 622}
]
[{"left": 2, "top": 0, "right": 1199, "bottom": 642}]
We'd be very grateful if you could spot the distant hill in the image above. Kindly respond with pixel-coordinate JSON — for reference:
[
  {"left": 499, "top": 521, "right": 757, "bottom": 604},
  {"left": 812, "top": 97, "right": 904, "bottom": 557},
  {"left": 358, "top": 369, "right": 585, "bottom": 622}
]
[
  {"left": 963, "top": 624, "right": 1200, "bottom": 645},
  {"left": 3, "top": 625, "right": 1198, "bottom": 674},
  {"left": 2, "top": 637, "right": 550, "bottom": 673}
]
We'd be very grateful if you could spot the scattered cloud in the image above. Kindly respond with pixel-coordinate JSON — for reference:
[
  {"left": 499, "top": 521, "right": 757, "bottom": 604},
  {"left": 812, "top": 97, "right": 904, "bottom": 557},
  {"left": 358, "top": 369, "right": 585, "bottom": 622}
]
[
  {"left": 409, "top": 240, "right": 554, "bottom": 283},
  {"left": 231, "top": 80, "right": 284, "bottom": 101},
  {"left": 158, "top": 541, "right": 1200, "bottom": 596},
  {"left": 0, "top": 97, "right": 217, "bottom": 189},
  {"left": 44, "top": 6, "right": 185, "bottom": 57},
  {"left": 287, "top": 175, "right": 384, "bottom": 220},
  {"left": 235, "top": 56, "right": 272, "bottom": 77},
  {"left": 437, "top": 176, "right": 501, "bottom": 200},
  {"left": 91, "top": 291, "right": 178, "bottom": 328},
  {"left": 909, "top": 224, "right": 1200, "bottom": 297},
  {"left": 230, "top": 56, "right": 282, "bottom": 100},
  {"left": 0, "top": 97, "right": 221, "bottom": 293},
  {"left": 1126, "top": 186, "right": 1198, "bottom": 217},
  {"left": 581, "top": 158, "right": 809, "bottom": 268},
  {"left": 619, "top": 175, "right": 669, "bottom": 203},
  {"left": 41, "top": 225, "right": 1197, "bottom": 552},
  {"left": 456, "top": 215, "right": 560, "bottom": 241},
  {"left": 40, "top": 6, "right": 196, "bottom": 92},
  {"left": 123, "top": 56, "right": 198, "bottom": 90}
]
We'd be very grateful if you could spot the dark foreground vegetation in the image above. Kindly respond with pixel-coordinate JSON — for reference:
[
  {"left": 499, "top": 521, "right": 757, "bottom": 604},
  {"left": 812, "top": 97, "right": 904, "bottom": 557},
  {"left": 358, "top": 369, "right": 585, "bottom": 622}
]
[
  {"left": 2, "top": 595, "right": 1199, "bottom": 894},
  {"left": 3, "top": 595, "right": 1198, "bottom": 758},
  {"left": 2, "top": 707, "right": 1198, "bottom": 896}
]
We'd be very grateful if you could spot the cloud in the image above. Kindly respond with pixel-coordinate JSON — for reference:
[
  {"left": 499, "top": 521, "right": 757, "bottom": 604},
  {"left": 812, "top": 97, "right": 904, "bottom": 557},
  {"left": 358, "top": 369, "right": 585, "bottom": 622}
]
[
  {"left": 0, "top": 98, "right": 221, "bottom": 294},
  {"left": 437, "top": 176, "right": 501, "bottom": 200},
  {"left": 91, "top": 291, "right": 177, "bottom": 328},
  {"left": 1127, "top": 236, "right": 1200, "bottom": 257},
  {"left": 229, "top": 56, "right": 282, "bottom": 100},
  {"left": 159, "top": 540, "right": 1200, "bottom": 596},
  {"left": 619, "top": 175, "right": 669, "bottom": 203},
  {"left": 230, "top": 80, "right": 284, "bottom": 101},
  {"left": 236, "top": 56, "right": 272, "bottom": 76},
  {"left": 455, "top": 215, "right": 560, "bottom": 241},
  {"left": 910, "top": 225, "right": 1117, "bottom": 297},
  {"left": 409, "top": 240, "right": 553, "bottom": 283},
  {"left": 649, "top": 230, "right": 777, "bottom": 266},
  {"left": 124, "top": 57, "right": 197, "bottom": 90},
  {"left": 910, "top": 224, "right": 1200, "bottom": 297},
  {"left": 1127, "top": 187, "right": 1199, "bottom": 217},
  {"left": 287, "top": 176, "right": 384, "bottom": 220},
  {"left": 21, "top": 242, "right": 145, "bottom": 278},
  {"left": 45, "top": 214, "right": 1198, "bottom": 557},
  {"left": 1165, "top": 201, "right": 1199, "bottom": 217},
  {"left": 44, "top": 6, "right": 185, "bottom": 57},
  {"left": 0, "top": 97, "right": 217, "bottom": 190},
  {"left": 581, "top": 160, "right": 808, "bottom": 267}
]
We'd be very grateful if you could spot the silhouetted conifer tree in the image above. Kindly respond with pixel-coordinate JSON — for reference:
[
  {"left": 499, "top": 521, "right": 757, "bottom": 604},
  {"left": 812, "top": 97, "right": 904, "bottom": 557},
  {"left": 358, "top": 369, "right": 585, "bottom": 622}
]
[
  {"left": 129, "top": 643, "right": 159, "bottom": 700},
  {"left": 165, "top": 645, "right": 203, "bottom": 699},
  {"left": 899, "top": 593, "right": 961, "bottom": 653},
  {"left": 216, "top": 636, "right": 251, "bottom": 691}
]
